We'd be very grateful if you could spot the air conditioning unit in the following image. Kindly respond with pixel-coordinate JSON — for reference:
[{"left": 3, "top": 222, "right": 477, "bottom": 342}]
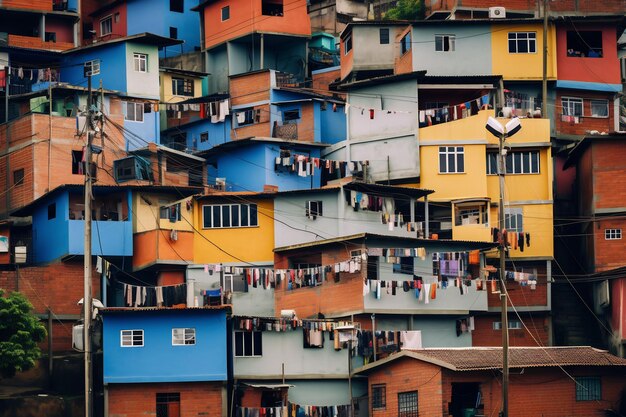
[
  {"left": 489, "top": 6, "right": 506, "bottom": 18},
  {"left": 14, "top": 246, "right": 27, "bottom": 264}
]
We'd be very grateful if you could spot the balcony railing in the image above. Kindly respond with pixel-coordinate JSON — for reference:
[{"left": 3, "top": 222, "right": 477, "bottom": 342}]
[
  {"left": 8, "top": 34, "right": 74, "bottom": 52},
  {"left": 272, "top": 123, "right": 298, "bottom": 140}
]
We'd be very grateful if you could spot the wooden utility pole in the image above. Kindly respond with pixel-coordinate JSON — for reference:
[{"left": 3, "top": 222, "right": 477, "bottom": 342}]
[
  {"left": 498, "top": 132, "right": 509, "bottom": 417},
  {"left": 542, "top": 0, "right": 549, "bottom": 116}
]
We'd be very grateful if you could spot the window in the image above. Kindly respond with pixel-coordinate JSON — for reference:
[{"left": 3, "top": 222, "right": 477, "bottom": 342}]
[
  {"left": 575, "top": 377, "right": 601, "bottom": 401},
  {"left": 605, "top": 229, "right": 622, "bottom": 240},
  {"left": 423, "top": 101, "right": 448, "bottom": 110},
  {"left": 169, "top": 26, "right": 178, "bottom": 39},
  {"left": 455, "top": 203, "right": 488, "bottom": 226},
  {"left": 200, "top": 132, "right": 209, "bottom": 143},
  {"left": 160, "top": 203, "right": 181, "bottom": 222},
  {"left": 170, "top": 0, "right": 184, "bottom": 13},
  {"left": 171, "top": 77, "right": 194, "bottom": 96},
  {"left": 379, "top": 28, "right": 389, "bottom": 44},
  {"left": 283, "top": 109, "right": 300, "bottom": 123},
  {"left": 223, "top": 273, "right": 248, "bottom": 293},
  {"left": 344, "top": 33, "right": 352, "bottom": 55},
  {"left": 221, "top": 6, "right": 230, "bottom": 21},
  {"left": 114, "top": 12, "right": 120, "bottom": 23},
  {"left": 133, "top": 53, "right": 147, "bottom": 73},
  {"left": 504, "top": 208, "right": 523, "bottom": 232},
  {"left": 400, "top": 32, "right": 411, "bottom": 55},
  {"left": 100, "top": 15, "right": 112, "bottom": 36},
  {"left": 202, "top": 204, "right": 258, "bottom": 228},
  {"left": 13, "top": 169, "right": 24, "bottom": 186},
  {"left": 305, "top": 201, "right": 323, "bottom": 219},
  {"left": 156, "top": 393, "right": 180, "bottom": 417},
  {"left": 172, "top": 328, "right": 196, "bottom": 345},
  {"left": 393, "top": 256, "right": 414, "bottom": 275},
  {"left": 72, "top": 150, "right": 84, "bottom": 174},
  {"left": 121, "top": 329, "right": 144, "bottom": 347},
  {"left": 114, "top": 156, "right": 152, "bottom": 182},
  {"left": 261, "top": 0, "right": 283, "bottom": 16},
  {"left": 45, "top": 32, "right": 57, "bottom": 43},
  {"left": 398, "top": 391, "right": 418, "bottom": 417},
  {"left": 236, "top": 108, "right": 260, "bottom": 126},
  {"left": 590, "top": 99, "right": 609, "bottom": 117},
  {"left": 508, "top": 32, "right": 536, "bottom": 53},
  {"left": 493, "top": 320, "right": 522, "bottom": 330},
  {"left": 435, "top": 34, "right": 455, "bottom": 52},
  {"left": 48, "top": 203, "right": 56, "bottom": 220},
  {"left": 372, "top": 384, "right": 386, "bottom": 410},
  {"left": 124, "top": 102, "right": 144, "bottom": 122},
  {"left": 234, "top": 331, "right": 262, "bottom": 357},
  {"left": 439, "top": 146, "right": 464, "bottom": 173},
  {"left": 567, "top": 31, "right": 602, "bottom": 58},
  {"left": 488, "top": 151, "right": 540, "bottom": 175},
  {"left": 562, "top": 97, "right": 583, "bottom": 117}
]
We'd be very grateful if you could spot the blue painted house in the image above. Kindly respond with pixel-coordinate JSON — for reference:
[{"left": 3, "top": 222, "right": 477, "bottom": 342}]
[
  {"left": 100, "top": 306, "right": 230, "bottom": 416},
  {"left": 88, "top": 0, "right": 201, "bottom": 57},
  {"left": 200, "top": 138, "right": 327, "bottom": 192},
  {"left": 60, "top": 33, "right": 181, "bottom": 151},
  {"left": 11, "top": 185, "right": 133, "bottom": 264}
]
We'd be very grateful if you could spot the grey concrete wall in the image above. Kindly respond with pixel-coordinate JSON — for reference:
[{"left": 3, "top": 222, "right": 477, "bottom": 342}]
[{"left": 352, "top": 25, "right": 405, "bottom": 71}]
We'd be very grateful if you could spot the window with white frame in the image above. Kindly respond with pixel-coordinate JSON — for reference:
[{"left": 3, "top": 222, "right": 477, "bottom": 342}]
[
  {"left": 236, "top": 108, "right": 260, "bottom": 126},
  {"left": 234, "top": 331, "right": 262, "bottom": 357},
  {"left": 455, "top": 202, "right": 488, "bottom": 226},
  {"left": 562, "top": 97, "right": 583, "bottom": 116},
  {"left": 439, "top": 146, "right": 464, "bottom": 173},
  {"left": 172, "top": 328, "right": 196, "bottom": 345},
  {"left": 508, "top": 32, "right": 536, "bottom": 53},
  {"left": 202, "top": 203, "right": 258, "bottom": 228},
  {"left": 435, "top": 34, "right": 455, "bottom": 52},
  {"left": 504, "top": 208, "right": 523, "bottom": 232},
  {"left": 305, "top": 200, "right": 323, "bottom": 219},
  {"left": 590, "top": 99, "right": 609, "bottom": 117},
  {"left": 124, "top": 102, "right": 144, "bottom": 122},
  {"left": 489, "top": 150, "right": 540, "bottom": 175},
  {"left": 100, "top": 15, "right": 112, "bottom": 36},
  {"left": 133, "top": 53, "right": 147, "bottom": 73},
  {"left": 605, "top": 229, "right": 622, "bottom": 240},
  {"left": 493, "top": 320, "right": 522, "bottom": 330},
  {"left": 121, "top": 329, "right": 144, "bottom": 347},
  {"left": 172, "top": 77, "right": 194, "bottom": 96}
]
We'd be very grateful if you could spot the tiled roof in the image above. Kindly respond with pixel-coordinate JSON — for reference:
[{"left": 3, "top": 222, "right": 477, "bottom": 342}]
[{"left": 354, "top": 347, "right": 626, "bottom": 374}]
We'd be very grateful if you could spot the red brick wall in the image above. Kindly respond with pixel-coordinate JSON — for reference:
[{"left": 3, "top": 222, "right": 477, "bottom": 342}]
[
  {"left": 555, "top": 91, "right": 615, "bottom": 136},
  {"left": 367, "top": 357, "right": 443, "bottom": 417},
  {"left": 369, "top": 358, "right": 626, "bottom": 417},
  {"left": 590, "top": 141, "right": 626, "bottom": 212},
  {"left": 426, "top": 0, "right": 626, "bottom": 14},
  {"left": 394, "top": 27, "right": 413, "bottom": 75},
  {"left": 0, "top": 262, "right": 101, "bottom": 351},
  {"left": 593, "top": 218, "right": 626, "bottom": 273},
  {"left": 471, "top": 313, "right": 550, "bottom": 347},
  {"left": 274, "top": 245, "right": 365, "bottom": 318},
  {"left": 108, "top": 381, "right": 224, "bottom": 417},
  {"left": 312, "top": 68, "right": 341, "bottom": 92},
  {"left": 230, "top": 72, "right": 271, "bottom": 107},
  {"left": 231, "top": 105, "right": 271, "bottom": 140},
  {"left": 487, "top": 262, "right": 548, "bottom": 308}
]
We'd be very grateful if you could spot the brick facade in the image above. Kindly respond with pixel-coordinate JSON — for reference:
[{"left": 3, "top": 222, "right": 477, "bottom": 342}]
[
  {"left": 366, "top": 357, "right": 626, "bottom": 417},
  {"left": 555, "top": 91, "right": 615, "bottom": 137},
  {"left": 107, "top": 382, "right": 224, "bottom": 417},
  {"left": 0, "top": 261, "right": 100, "bottom": 352},
  {"left": 426, "top": 0, "right": 626, "bottom": 15},
  {"left": 312, "top": 68, "right": 341, "bottom": 92},
  {"left": 471, "top": 313, "right": 550, "bottom": 347}
]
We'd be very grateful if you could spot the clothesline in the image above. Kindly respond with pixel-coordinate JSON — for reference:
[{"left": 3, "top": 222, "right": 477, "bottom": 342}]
[
  {"left": 117, "top": 281, "right": 187, "bottom": 308},
  {"left": 419, "top": 93, "right": 490, "bottom": 127},
  {"left": 234, "top": 316, "right": 355, "bottom": 333},
  {"left": 275, "top": 153, "right": 368, "bottom": 179}
]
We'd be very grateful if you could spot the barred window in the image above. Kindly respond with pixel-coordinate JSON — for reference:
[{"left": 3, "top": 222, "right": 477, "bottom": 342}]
[
  {"left": 398, "top": 391, "right": 418, "bottom": 417},
  {"left": 371, "top": 384, "right": 386, "bottom": 410},
  {"left": 575, "top": 377, "right": 601, "bottom": 401},
  {"left": 172, "top": 328, "right": 196, "bottom": 345}
]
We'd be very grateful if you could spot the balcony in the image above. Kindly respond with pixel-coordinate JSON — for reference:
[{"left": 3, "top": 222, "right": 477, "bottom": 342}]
[{"left": 7, "top": 34, "right": 74, "bottom": 52}]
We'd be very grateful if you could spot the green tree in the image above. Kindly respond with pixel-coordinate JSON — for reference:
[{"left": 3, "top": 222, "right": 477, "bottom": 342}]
[
  {"left": 384, "top": 0, "right": 425, "bottom": 21},
  {"left": 0, "top": 289, "right": 47, "bottom": 378}
]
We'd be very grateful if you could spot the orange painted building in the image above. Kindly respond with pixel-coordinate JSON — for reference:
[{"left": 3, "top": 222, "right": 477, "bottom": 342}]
[{"left": 196, "top": 0, "right": 311, "bottom": 50}]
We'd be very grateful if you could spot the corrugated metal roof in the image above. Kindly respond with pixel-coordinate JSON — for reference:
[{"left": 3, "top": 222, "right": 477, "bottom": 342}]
[
  {"left": 100, "top": 305, "right": 232, "bottom": 314},
  {"left": 354, "top": 347, "right": 626, "bottom": 374}
]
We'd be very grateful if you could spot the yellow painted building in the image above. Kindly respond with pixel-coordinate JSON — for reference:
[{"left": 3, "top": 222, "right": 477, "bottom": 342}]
[
  {"left": 418, "top": 110, "right": 553, "bottom": 261},
  {"left": 159, "top": 68, "right": 205, "bottom": 104},
  {"left": 490, "top": 22, "right": 557, "bottom": 81},
  {"left": 192, "top": 193, "right": 275, "bottom": 265}
]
